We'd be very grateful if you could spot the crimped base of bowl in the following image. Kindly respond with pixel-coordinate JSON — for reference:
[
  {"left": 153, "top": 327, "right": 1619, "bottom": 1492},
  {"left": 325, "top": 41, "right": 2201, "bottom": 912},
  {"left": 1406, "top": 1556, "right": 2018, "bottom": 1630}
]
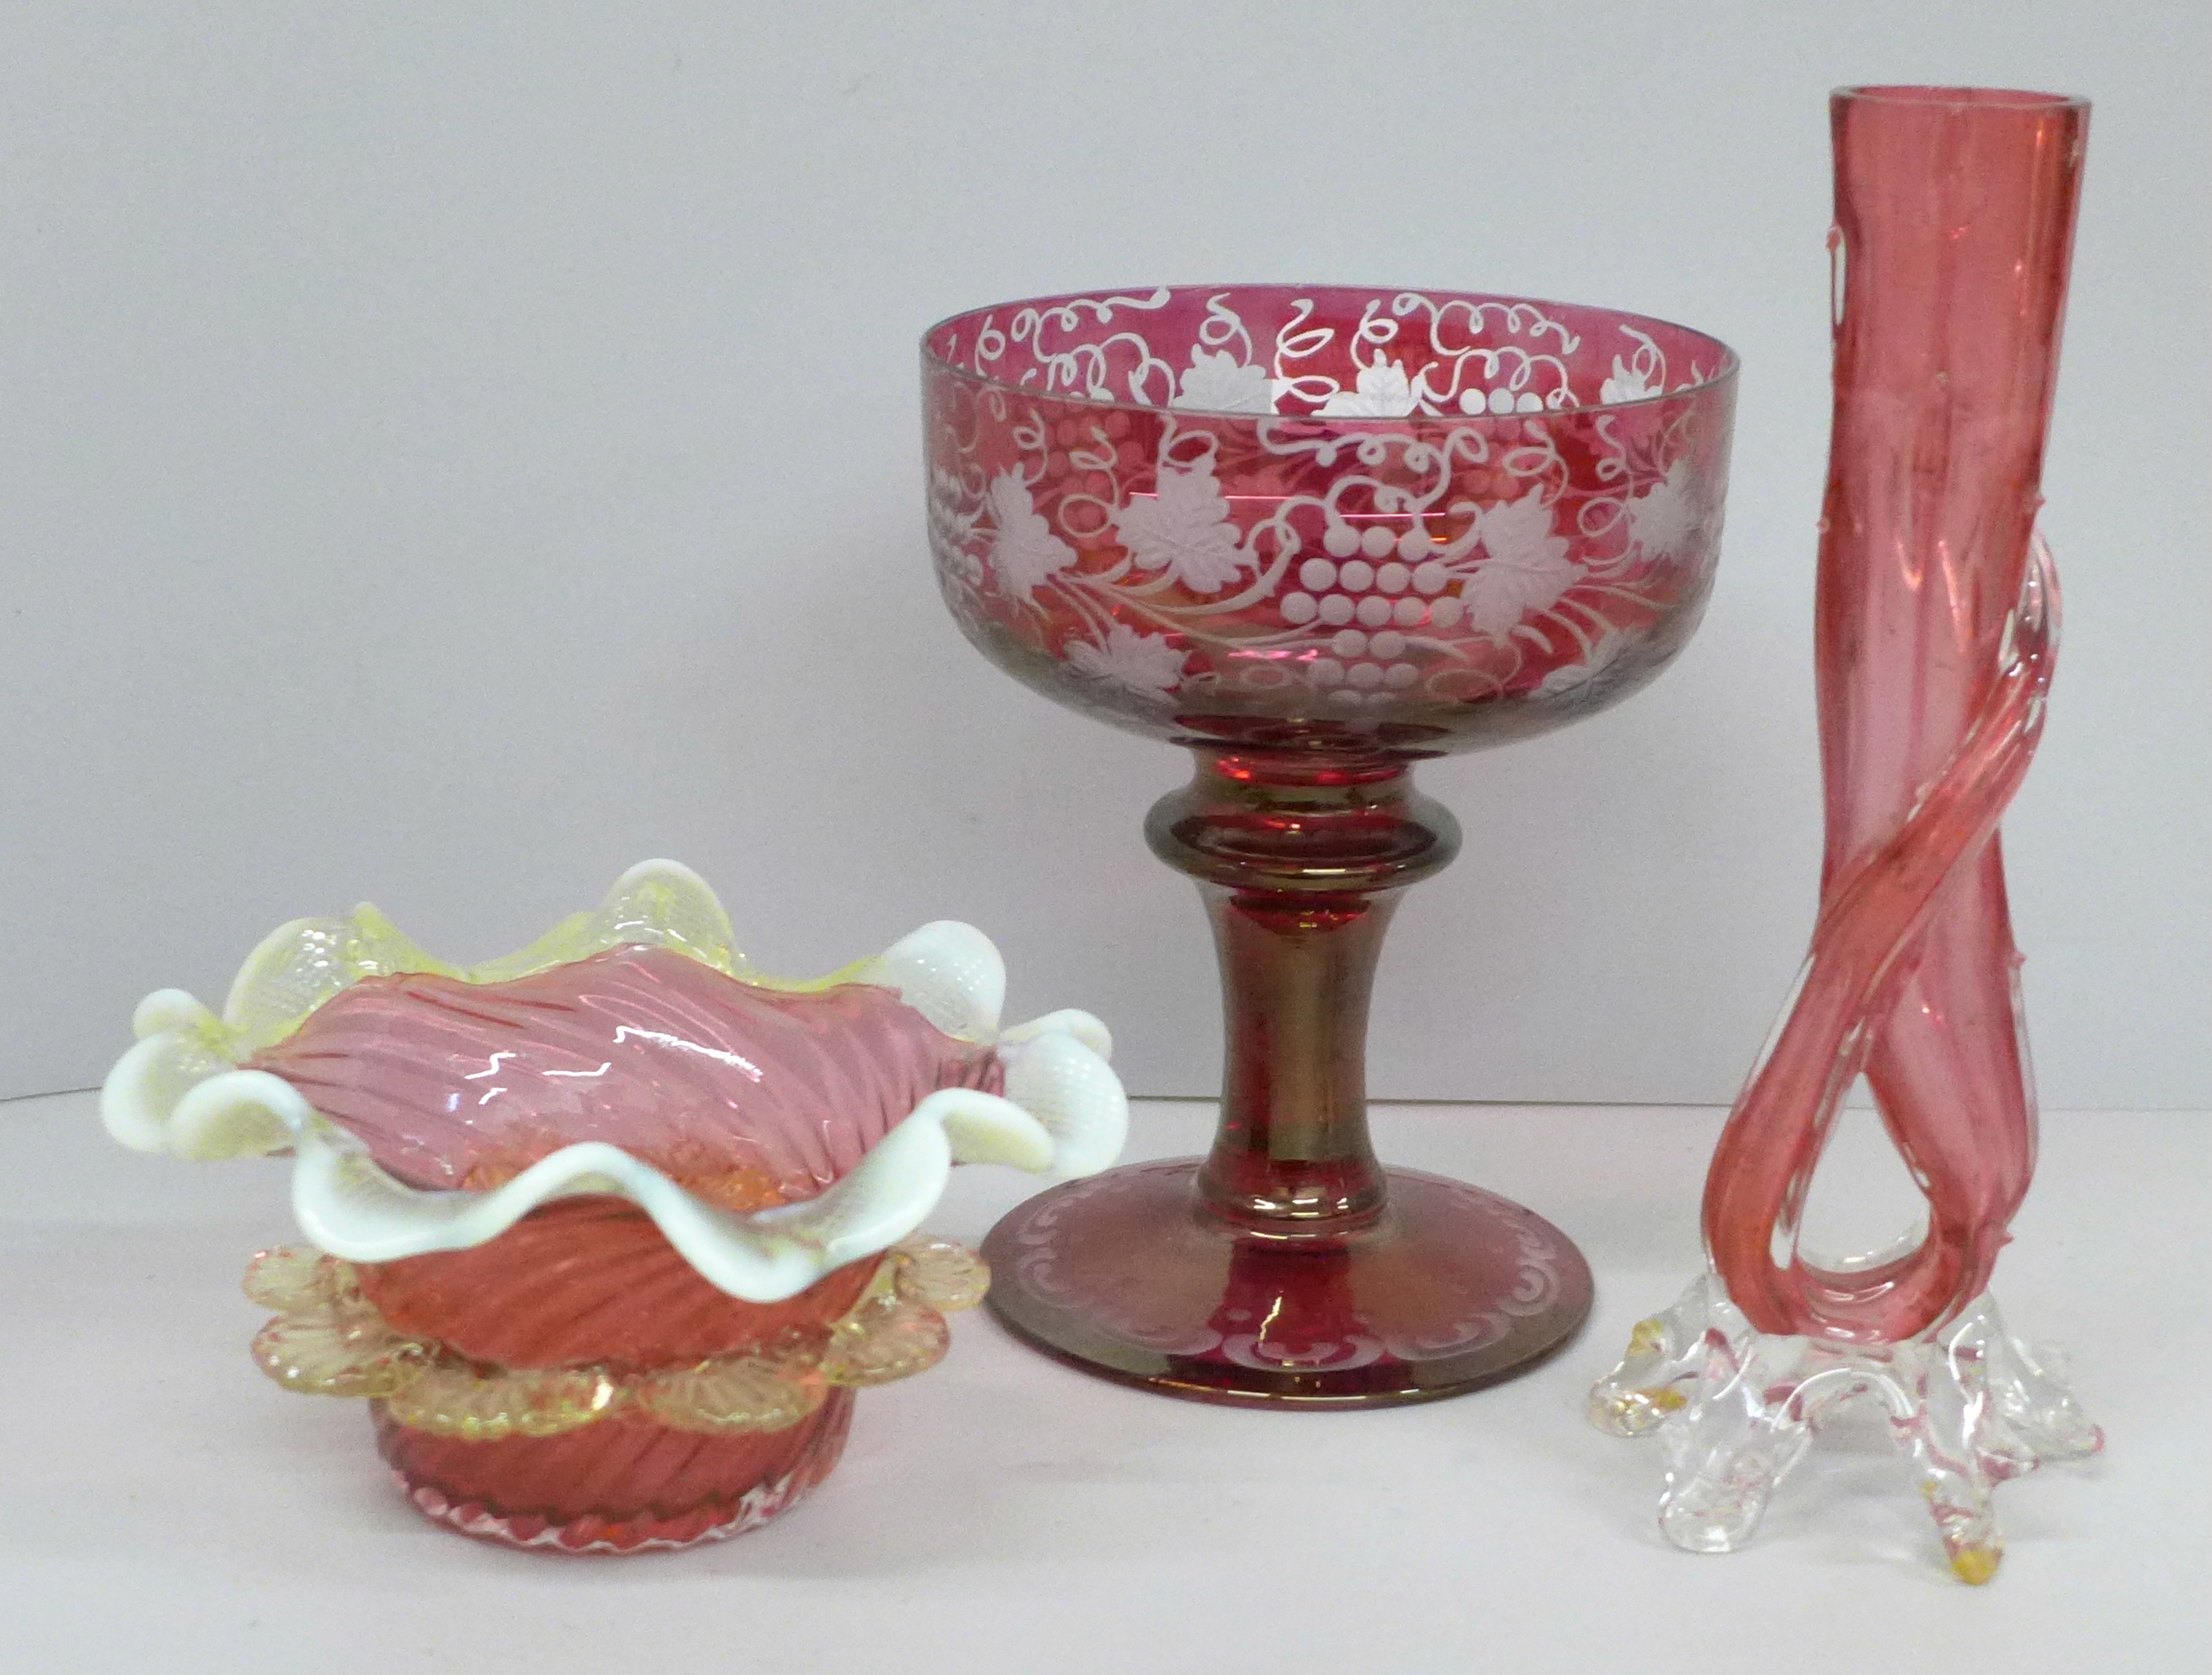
[{"left": 371, "top": 1390, "right": 854, "bottom": 1553}]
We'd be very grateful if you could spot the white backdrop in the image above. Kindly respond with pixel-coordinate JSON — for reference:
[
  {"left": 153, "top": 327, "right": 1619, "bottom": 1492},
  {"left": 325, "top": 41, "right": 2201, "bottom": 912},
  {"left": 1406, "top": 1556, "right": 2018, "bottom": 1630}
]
[{"left": 4, "top": 3, "right": 2206, "bottom": 1106}]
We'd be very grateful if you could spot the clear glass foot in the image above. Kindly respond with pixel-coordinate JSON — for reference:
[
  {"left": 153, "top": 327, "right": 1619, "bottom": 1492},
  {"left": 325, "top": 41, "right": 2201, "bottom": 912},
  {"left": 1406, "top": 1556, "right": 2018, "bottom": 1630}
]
[{"left": 1590, "top": 1275, "right": 2102, "bottom": 1583}]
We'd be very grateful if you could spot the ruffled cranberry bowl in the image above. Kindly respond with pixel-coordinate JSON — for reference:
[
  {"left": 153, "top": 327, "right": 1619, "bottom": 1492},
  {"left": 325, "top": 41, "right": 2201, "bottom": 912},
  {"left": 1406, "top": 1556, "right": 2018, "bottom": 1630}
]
[{"left": 103, "top": 860, "right": 1128, "bottom": 1552}]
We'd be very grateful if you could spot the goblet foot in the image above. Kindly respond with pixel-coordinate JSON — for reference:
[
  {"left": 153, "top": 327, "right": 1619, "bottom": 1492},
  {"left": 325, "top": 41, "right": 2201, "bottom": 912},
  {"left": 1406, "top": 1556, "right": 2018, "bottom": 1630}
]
[
  {"left": 982, "top": 1158, "right": 1591, "bottom": 1407},
  {"left": 1590, "top": 1275, "right": 2101, "bottom": 1582},
  {"left": 371, "top": 1391, "right": 854, "bottom": 1553}
]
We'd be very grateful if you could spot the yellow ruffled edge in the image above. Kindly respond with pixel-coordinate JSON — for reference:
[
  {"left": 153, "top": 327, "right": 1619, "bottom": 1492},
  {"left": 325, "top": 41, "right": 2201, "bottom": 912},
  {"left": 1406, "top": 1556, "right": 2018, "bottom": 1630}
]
[
  {"left": 210, "top": 859, "right": 998, "bottom": 1059},
  {"left": 244, "top": 1236, "right": 989, "bottom": 1444}
]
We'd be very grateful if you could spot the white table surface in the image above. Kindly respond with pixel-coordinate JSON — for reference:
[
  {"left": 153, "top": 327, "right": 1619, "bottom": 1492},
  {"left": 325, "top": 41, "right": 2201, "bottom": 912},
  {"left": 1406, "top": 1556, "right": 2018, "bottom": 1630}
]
[{"left": 4, "top": 1089, "right": 2203, "bottom": 1672}]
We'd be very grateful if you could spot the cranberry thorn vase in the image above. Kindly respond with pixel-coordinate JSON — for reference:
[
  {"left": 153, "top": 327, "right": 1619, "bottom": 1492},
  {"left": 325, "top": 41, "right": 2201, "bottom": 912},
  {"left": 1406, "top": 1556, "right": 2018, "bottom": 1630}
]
[
  {"left": 924, "top": 285, "right": 1738, "bottom": 1405},
  {"left": 1591, "top": 88, "right": 2101, "bottom": 1583}
]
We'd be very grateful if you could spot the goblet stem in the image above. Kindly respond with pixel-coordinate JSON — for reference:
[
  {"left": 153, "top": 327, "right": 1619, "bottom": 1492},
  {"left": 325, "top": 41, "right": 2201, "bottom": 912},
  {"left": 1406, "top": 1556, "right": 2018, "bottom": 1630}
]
[
  {"left": 1195, "top": 885, "right": 1392, "bottom": 1228},
  {"left": 1146, "top": 752, "right": 1459, "bottom": 1233},
  {"left": 979, "top": 748, "right": 1591, "bottom": 1407}
]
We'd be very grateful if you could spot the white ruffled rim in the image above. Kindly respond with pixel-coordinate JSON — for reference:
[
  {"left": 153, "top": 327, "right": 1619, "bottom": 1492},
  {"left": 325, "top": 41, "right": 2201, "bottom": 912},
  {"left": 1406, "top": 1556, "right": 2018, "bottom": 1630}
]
[{"left": 100, "top": 860, "right": 1129, "bottom": 1304}]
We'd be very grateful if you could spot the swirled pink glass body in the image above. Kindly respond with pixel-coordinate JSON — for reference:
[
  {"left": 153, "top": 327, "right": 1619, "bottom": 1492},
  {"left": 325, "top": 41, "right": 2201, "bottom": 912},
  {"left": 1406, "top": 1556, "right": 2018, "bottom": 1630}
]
[
  {"left": 1705, "top": 88, "right": 2088, "bottom": 1342},
  {"left": 242, "top": 949, "right": 1004, "bottom": 1544},
  {"left": 247, "top": 946, "right": 1003, "bottom": 1200}
]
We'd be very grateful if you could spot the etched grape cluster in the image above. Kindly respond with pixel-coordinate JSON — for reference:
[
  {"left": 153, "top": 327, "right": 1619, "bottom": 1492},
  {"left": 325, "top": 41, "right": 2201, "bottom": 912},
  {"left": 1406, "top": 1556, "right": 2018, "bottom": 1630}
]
[{"left": 1279, "top": 518, "right": 1467, "bottom": 702}]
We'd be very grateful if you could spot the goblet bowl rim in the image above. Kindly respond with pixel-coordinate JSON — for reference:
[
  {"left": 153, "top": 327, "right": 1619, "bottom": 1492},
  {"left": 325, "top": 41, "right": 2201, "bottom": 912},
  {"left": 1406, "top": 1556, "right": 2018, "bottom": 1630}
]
[{"left": 920, "top": 281, "right": 1739, "bottom": 426}]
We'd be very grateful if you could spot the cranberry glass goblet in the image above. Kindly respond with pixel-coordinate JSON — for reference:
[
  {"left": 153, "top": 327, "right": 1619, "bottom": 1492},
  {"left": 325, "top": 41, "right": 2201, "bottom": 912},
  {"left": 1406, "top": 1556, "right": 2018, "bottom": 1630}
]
[{"left": 924, "top": 286, "right": 1737, "bottom": 1406}]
